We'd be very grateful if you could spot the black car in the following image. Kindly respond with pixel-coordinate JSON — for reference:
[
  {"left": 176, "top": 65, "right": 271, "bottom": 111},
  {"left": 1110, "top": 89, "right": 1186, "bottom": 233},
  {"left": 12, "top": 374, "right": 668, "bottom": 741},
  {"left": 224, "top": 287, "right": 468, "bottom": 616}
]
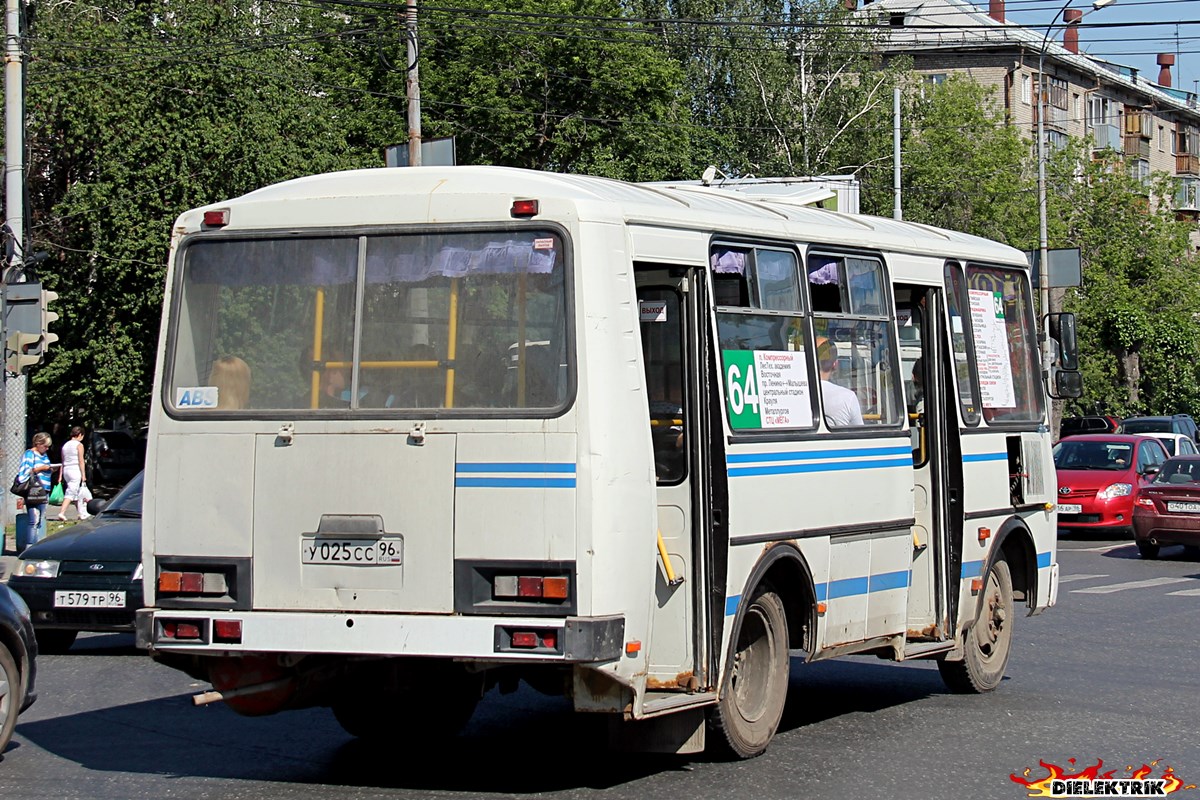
[
  {"left": 85, "top": 429, "right": 142, "bottom": 493},
  {"left": 1120, "top": 415, "right": 1200, "bottom": 444},
  {"left": 8, "top": 472, "right": 144, "bottom": 654},
  {"left": 0, "top": 583, "right": 38, "bottom": 755}
]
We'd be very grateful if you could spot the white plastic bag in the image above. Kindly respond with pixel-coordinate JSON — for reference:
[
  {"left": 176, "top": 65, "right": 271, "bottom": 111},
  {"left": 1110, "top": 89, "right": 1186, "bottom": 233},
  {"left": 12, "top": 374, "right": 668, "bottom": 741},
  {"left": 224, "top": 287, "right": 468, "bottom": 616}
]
[{"left": 78, "top": 485, "right": 93, "bottom": 503}]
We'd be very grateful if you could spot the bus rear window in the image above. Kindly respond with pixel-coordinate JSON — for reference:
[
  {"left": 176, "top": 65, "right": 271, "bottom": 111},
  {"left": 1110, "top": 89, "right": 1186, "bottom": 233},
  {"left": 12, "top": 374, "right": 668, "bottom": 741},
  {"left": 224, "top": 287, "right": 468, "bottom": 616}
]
[{"left": 169, "top": 231, "right": 570, "bottom": 414}]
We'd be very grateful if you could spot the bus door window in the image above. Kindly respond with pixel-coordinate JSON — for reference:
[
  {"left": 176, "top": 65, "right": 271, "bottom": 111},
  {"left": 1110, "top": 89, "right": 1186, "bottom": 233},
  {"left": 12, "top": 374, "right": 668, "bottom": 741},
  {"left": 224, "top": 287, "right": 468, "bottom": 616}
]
[{"left": 640, "top": 287, "right": 688, "bottom": 484}]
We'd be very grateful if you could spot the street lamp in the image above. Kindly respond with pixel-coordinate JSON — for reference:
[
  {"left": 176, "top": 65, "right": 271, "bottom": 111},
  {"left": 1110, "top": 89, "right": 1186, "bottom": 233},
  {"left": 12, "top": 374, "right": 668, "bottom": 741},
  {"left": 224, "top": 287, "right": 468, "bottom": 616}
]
[{"left": 1035, "top": 0, "right": 1115, "bottom": 375}]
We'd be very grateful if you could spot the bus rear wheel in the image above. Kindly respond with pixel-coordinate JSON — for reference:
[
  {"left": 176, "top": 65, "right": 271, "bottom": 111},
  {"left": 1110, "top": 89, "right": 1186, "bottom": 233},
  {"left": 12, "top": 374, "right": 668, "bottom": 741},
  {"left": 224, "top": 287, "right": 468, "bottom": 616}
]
[
  {"left": 707, "top": 585, "right": 789, "bottom": 759},
  {"left": 938, "top": 557, "right": 1014, "bottom": 693}
]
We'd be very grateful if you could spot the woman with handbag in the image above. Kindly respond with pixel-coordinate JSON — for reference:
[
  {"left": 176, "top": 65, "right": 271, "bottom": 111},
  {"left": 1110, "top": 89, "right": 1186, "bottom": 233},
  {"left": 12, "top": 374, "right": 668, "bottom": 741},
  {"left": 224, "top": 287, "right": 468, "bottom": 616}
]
[
  {"left": 16, "top": 432, "right": 55, "bottom": 550},
  {"left": 55, "top": 426, "right": 90, "bottom": 521}
]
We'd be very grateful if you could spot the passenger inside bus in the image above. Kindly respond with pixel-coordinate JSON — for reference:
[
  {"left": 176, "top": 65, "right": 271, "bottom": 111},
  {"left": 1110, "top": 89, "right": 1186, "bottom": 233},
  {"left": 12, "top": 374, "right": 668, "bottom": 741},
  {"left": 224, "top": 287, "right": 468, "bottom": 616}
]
[
  {"left": 297, "top": 346, "right": 351, "bottom": 409},
  {"left": 208, "top": 355, "right": 251, "bottom": 410},
  {"left": 817, "top": 339, "right": 863, "bottom": 427}
]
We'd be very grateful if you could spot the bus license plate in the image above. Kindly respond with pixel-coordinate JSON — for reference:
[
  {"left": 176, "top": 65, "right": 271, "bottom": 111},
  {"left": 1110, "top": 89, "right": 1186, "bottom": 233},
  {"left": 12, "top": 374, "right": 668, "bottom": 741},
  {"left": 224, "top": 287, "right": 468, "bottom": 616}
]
[
  {"left": 301, "top": 538, "right": 403, "bottom": 566},
  {"left": 1167, "top": 501, "right": 1200, "bottom": 513},
  {"left": 54, "top": 590, "right": 126, "bottom": 608},
  {"left": 1058, "top": 504, "right": 1082, "bottom": 515}
]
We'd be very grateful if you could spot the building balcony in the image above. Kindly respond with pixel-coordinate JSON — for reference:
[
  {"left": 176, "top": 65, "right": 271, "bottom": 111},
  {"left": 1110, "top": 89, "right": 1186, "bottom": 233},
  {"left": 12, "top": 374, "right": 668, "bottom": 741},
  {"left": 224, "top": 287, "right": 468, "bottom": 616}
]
[
  {"left": 1124, "top": 136, "right": 1151, "bottom": 159},
  {"left": 1177, "top": 153, "right": 1200, "bottom": 176},
  {"left": 1092, "top": 124, "right": 1122, "bottom": 153}
]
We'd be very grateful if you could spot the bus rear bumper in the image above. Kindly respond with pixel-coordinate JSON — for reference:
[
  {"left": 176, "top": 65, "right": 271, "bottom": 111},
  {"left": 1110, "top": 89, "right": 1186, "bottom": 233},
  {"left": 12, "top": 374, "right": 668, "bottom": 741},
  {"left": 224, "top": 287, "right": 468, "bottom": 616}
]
[{"left": 136, "top": 608, "right": 625, "bottom": 663}]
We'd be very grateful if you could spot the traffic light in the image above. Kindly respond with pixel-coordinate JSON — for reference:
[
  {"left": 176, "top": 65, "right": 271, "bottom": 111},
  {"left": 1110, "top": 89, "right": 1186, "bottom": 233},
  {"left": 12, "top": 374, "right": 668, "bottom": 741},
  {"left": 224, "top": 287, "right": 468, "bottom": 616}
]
[
  {"left": 41, "top": 288, "right": 58, "bottom": 349},
  {"left": 6, "top": 332, "right": 43, "bottom": 374}
]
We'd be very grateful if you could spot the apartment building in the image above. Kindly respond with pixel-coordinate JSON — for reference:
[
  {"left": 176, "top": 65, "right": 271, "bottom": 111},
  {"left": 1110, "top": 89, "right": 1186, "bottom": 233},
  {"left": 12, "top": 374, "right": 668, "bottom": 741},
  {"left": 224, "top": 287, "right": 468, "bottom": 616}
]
[{"left": 861, "top": 0, "right": 1200, "bottom": 222}]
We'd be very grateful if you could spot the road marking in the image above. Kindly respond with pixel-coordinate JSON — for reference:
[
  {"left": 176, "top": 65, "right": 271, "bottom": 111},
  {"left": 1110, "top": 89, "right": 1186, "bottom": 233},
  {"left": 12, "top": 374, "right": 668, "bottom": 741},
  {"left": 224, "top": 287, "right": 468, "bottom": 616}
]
[
  {"left": 1072, "top": 577, "right": 1192, "bottom": 594},
  {"left": 1167, "top": 588, "right": 1200, "bottom": 596},
  {"left": 1057, "top": 573, "right": 1108, "bottom": 583},
  {"left": 1063, "top": 544, "right": 1130, "bottom": 553}
]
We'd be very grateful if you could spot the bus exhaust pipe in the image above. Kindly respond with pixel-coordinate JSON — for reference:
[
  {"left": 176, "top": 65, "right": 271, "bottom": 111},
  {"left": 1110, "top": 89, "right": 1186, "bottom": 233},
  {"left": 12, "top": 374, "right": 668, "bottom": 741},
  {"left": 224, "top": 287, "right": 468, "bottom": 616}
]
[{"left": 193, "top": 677, "right": 295, "bottom": 707}]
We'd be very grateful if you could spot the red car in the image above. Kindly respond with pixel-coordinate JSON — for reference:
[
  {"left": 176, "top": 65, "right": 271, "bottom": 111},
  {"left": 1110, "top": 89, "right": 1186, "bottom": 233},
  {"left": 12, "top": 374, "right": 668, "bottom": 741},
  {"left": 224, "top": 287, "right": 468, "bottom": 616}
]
[
  {"left": 1132, "top": 455, "right": 1200, "bottom": 559},
  {"left": 1054, "top": 434, "right": 1169, "bottom": 535}
]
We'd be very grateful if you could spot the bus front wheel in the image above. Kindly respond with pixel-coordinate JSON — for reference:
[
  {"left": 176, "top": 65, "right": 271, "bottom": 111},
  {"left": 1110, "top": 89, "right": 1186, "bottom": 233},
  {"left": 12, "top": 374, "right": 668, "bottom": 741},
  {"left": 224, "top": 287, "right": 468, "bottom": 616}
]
[
  {"left": 938, "top": 557, "right": 1014, "bottom": 693},
  {"left": 707, "top": 585, "right": 790, "bottom": 759}
]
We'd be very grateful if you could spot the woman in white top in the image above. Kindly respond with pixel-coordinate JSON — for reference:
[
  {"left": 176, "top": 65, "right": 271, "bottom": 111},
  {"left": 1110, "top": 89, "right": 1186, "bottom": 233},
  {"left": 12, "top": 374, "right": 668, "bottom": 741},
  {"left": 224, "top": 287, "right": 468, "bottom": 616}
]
[{"left": 56, "top": 426, "right": 90, "bottom": 521}]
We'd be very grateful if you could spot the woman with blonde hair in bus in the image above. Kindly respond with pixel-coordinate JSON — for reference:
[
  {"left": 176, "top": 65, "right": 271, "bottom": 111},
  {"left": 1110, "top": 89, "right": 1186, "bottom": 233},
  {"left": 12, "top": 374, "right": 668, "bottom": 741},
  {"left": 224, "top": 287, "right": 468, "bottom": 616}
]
[
  {"left": 209, "top": 355, "right": 251, "bottom": 410},
  {"left": 55, "top": 426, "right": 90, "bottom": 521}
]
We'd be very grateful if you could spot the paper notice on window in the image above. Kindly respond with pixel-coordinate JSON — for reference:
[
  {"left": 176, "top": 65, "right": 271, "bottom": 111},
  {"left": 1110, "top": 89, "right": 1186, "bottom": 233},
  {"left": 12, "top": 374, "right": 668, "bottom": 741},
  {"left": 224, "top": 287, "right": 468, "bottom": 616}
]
[
  {"left": 968, "top": 289, "right": 1016, "bottom": 408},
  {"left": 723, "top": 350, "right": 813, "bottom": 429}
]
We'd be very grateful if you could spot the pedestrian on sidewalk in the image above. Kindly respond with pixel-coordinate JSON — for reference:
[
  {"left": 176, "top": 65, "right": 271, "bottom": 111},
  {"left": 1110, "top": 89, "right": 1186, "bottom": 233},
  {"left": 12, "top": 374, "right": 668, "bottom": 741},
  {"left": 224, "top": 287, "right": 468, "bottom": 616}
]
[
  {"left": 56, "top": 426, "right": 90, "bottom": 521},
  {"left": 17, "top": 432, "right": 55, "bottom": 550}
]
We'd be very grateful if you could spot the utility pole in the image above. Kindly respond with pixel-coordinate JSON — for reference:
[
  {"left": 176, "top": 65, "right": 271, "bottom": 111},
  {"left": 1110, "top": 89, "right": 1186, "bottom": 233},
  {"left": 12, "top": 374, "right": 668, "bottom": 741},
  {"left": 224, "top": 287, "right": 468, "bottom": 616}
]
[
  {"left": 892, "top": 86, "right": 902, "bottom": 221},
  {"left": 406, "top": 0, "right": 421, "bottom": 168},
  {"left": 3, "top": 0, "right": 24, "bottom": 533}
]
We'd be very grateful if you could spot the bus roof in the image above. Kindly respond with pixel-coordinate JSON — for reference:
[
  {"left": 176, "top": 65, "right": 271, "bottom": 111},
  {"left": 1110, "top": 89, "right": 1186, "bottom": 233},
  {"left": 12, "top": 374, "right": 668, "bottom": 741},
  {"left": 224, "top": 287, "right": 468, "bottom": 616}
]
[{"left": 179, "top": 166, "right": 1029, "bottom": 267}]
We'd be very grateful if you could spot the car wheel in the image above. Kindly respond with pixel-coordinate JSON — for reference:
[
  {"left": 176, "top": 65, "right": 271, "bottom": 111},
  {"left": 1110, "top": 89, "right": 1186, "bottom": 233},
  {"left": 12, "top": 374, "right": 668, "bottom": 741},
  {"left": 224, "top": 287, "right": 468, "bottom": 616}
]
[
  {"left": 707, "top": 584, "right": 790, "bottom": 759},
  {"left": 35, "top": 629, "right": 77, "bottom": 655},
  {"left": 0, "top": 643, "right": 21, "bottom": 754},
  {"left": 1136, "top": 541, "right": 1160, "bottom": 560},
  {"left": 938, "top": 558, "right": 1014, "bottom": 693},
  {"left": 1183, "top": 545, "right": 1200, "bottom": 560}
]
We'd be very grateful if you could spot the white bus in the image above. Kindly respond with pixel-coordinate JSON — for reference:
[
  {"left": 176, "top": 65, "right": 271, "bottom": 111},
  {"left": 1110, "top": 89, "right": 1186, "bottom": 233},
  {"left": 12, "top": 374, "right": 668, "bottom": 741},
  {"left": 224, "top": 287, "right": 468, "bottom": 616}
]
[{"left": 139, "top": 166, "right": 1078, "bottom": 757}]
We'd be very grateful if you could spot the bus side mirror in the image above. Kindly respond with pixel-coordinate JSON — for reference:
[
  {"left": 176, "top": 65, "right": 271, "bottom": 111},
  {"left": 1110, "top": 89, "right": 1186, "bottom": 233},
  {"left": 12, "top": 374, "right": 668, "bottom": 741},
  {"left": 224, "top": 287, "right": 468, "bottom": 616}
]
[
  {"left": 1051, "top": 368, "right": 1083, "bottom": 399},
  {"left": 1048, "top": 313, "right": 1078, "bottom": 370}
]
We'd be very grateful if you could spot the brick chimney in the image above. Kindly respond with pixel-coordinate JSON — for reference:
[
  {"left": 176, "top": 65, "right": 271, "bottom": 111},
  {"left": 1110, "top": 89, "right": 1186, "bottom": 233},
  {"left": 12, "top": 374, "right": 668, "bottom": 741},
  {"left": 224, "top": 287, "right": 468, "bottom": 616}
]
[
  {"left": 1063, "top": 8, "right": 1082, "bottom": 54},
  {"left": 1158, "top": 53, "right": 1175, "bottom": 87},
  {"left": 989, "top": 0, "right": 1004, "bottom": 23},
  {"left": 844, "top": 0, "right": 856, "bottom": 10}
]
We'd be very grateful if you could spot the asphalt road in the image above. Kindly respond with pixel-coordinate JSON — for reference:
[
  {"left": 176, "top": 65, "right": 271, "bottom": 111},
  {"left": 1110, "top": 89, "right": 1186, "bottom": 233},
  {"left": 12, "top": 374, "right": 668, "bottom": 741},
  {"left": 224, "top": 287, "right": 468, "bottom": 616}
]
[{"left": 0, "top": 533, "right": 1197, "bottom": 800}]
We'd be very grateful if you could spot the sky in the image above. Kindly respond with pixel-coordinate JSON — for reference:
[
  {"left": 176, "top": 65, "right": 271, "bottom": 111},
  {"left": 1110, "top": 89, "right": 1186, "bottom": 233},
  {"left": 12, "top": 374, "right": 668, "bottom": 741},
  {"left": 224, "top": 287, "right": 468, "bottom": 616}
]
[{"left": 1001, "top": 0, "right": 1200, "bottom": 97}]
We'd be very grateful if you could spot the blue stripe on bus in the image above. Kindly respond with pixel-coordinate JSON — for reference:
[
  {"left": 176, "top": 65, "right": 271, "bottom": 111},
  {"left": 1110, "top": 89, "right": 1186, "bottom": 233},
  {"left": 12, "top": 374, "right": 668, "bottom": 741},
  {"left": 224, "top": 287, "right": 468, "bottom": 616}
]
[
  {"left": 961, "top": 560, "right": 984, "bottom": 579},
  {"left": 727, "top": 569, "right": 913, "bottom": 615},
  {"left": 728, "top": 457, "right": 913, "bottom": 478},
  {"left": 1037, "top": 551, "right": 1052, "bottom": 569},
  {"left": 456, "top": 463, "right": 576, "bottom": 473},
  {"left": 869, "top": 570, "right": 911, "bottom": 592},
  {"left": 961, "top": 452, "right": 1007, "bottom": 463},
  {"left": 727, "top": 446, "right": 912, "bottom": 464},
  {"left": 455, "top": 477, "right": 577, "bottom": 488}
]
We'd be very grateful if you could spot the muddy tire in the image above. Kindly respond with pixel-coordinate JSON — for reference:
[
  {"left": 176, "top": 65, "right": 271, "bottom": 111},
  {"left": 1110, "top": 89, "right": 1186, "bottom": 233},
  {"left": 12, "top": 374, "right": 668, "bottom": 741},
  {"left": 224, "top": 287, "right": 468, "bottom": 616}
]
[
  {"left": 939, "top": 558, "right": 1014, "bottom": 694},
  {"left": 707, "top": 586, "right": 790, "bottom": 759}
]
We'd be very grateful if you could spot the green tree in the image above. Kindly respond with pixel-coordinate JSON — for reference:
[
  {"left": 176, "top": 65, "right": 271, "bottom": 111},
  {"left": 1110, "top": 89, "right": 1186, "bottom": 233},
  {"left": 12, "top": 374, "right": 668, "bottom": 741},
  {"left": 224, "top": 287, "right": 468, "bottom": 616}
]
[
  {"left": 1055, "top": 146, "right": 1200, "bottom": 417},
  {"left": 899, "top": 75, "right": 1035, "bottom": 246},
  {"left": 21, "top": 0, "right": 389, "bottom": 426}
]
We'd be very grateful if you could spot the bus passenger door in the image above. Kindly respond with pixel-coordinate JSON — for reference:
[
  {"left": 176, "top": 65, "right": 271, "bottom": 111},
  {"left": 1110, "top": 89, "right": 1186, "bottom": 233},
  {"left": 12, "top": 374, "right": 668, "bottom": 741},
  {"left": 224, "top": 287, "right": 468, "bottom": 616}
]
[
  {"left": 902, "top": 287, "right": 960, "bottom": 648},
  {"left": 637, "top": 270, "right": 704, "bottom": 691}
]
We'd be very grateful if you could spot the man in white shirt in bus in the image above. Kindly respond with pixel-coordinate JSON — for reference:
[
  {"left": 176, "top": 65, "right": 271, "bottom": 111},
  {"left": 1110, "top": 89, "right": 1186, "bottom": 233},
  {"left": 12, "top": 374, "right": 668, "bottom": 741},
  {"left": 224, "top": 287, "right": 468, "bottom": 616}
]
[{"left": 817, "top": 338, "right": 863, "bottom": 427}]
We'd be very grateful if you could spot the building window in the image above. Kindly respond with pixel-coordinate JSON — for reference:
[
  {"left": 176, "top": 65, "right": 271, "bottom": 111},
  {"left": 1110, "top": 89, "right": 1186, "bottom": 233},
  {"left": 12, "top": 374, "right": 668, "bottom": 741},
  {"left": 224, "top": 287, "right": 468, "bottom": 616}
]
[
  {"left": 1073, "top": 93, "right": 1081, "bottom": 123},
  {"left": 924, "top": 73, "right": 947, "bottom": 86},
  {"left": 1021, "top": 74, "right": 1031, "bottom": 105}
]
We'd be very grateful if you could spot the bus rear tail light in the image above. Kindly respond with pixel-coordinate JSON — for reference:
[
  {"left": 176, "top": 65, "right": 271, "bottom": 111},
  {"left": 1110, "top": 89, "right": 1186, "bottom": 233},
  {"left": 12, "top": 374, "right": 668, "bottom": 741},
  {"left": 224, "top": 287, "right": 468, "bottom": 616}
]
[
  {"left": 496, "top": 626, "right": 562, "bottom": 654},
  {"left": 159, "top": 570, "right": 228, "bottom": 596},
  {"left": 494, "top": 574, "right": 570, "bottom": 601},
  {"left": 161, "top": 620, "right": 203, "bottom": 640},
  {"left": 213, "top": 619, "right": 242, "bottom": 643}
]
